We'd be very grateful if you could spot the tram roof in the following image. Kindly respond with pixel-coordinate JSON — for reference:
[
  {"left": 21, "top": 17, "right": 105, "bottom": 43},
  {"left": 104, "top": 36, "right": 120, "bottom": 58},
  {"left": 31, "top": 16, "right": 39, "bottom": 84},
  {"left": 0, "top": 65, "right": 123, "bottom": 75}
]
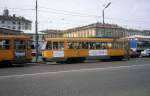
[
  {"left": 46, "top": 37, "right": 114, "bottom": 42},
  {"left": 0, "top": 35, "right": 30, "bottom": 39}
]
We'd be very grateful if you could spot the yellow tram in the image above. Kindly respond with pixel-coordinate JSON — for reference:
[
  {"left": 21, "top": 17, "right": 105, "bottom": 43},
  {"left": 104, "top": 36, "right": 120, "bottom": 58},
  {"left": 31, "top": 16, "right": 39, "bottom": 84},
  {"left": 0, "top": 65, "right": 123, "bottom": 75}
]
[
  {"left": 42, "top": 37, "right": 128, "bottom": 63},
  {"left": 0, "top": 35, "right": 32, "bottom": 65}
]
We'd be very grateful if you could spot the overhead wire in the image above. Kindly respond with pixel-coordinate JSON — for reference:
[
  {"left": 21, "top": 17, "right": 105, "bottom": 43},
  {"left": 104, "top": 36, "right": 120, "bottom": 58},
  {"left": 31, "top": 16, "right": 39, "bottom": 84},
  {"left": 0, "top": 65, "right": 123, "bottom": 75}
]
[
  {"left": 37, "top": 6, "right": 150, "bottom": 24},
  {"left": 0, "top": 6, "right": 149, "bottom": 30},
  {"left": 39, "top": 6, "right": 99, "bottom": 18}
]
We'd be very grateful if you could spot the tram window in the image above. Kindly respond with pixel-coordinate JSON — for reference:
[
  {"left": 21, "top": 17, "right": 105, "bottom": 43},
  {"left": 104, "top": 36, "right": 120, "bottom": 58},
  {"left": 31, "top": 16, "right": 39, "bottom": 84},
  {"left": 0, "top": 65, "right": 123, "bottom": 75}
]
[
  {"left": 67, "top": 42, "right": 112, "bottom": 49},
  {"left": 101, "top": 43, "right": 107, "bottom": 49},
  {"left": 14, "top": 40, "right": 25, "bottom": 50},
  {"left": 117, "top": 43, "right": 122, "bottom": 48},
  {"left": 95, "top": 42, "right": 101, "bottom": 49},
  {"left": 112, "top": 43, "right": 116, "bottom": 48},
  {"left": 82, "top": 42, "right": 88, "bottom": 49},
  {"left": 58, "top": 42, "right": 64, "bottom": 50},
  {"left": 113, "top": 42, "right": 122, "bottom": 48},
  {"left": 68, "top": 42, "right": 74, "bottom": 49},
  {"left": 107, "top": 43, "right": 112, "bottom": 48},
  {"left": 31, "top": 44, "right": 35, "bottom": 49},
  {"left": 46, "top": 42, "right": 52, "bottom": 50},
  {"left": 53, "top": 42, "right": 64, "bottom": 50},
  {"left": 88, "top": 42, "right": 96, "bottom": 49},
  {"left": 53, "top": 42, "right": 58, "bottom": 50},
  {"left": 68, "top": 42, "right": 73, "bottom": 49},
  {"left": 78, "top": 42, "right": 83, "bottom": 49},
  {"left": 74, "top": 42, "right": 81, "bottom": 49},
  {"left": 27, "top": 40, "right": 32, "bottom": 49},
  {"left": 0, "top": 40, "right": 10, "bottom": 49},
  {"left": 68, "top": 42, "right": 82, "bottom": 49}
]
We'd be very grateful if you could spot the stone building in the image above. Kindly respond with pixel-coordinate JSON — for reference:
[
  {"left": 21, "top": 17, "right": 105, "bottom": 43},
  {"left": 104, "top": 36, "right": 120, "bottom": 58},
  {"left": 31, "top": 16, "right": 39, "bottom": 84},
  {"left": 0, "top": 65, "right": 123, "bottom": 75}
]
[
  {"left": 41, "top": 22, "right": 150, "bottom": 39},
  {"left": 41, "top": 29, "right": 63, "bottom": 38},
  {"left": 0, "top": 9, "right": 32, "bottom": 33},
  {"left": 41, "top": 22, "right": 125, "bottom": 38},
  {"left": 63, "top": 22, "right": 125, "bottom": 38},
  {"left": 0, "top": 28, "right": 22, "bottom": 35}
]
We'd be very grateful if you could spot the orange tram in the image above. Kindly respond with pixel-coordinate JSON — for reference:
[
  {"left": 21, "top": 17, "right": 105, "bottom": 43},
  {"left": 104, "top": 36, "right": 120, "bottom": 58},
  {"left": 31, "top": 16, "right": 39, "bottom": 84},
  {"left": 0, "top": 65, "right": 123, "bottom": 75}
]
[
  {"left": 0, "top": 35, "right": 32, "bottom": 65},
  {"left": 42, "top": 37, "right": 128, "bottom": 63}
]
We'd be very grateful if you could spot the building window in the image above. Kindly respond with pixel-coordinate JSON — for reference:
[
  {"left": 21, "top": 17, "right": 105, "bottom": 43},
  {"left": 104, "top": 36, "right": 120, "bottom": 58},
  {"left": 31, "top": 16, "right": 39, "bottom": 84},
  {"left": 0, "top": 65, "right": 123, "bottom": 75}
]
[
  {"left": 13, "top": 26, "right": 16, "bottom": 30},
  {"left": 2, "top": 25, "right": 5, "bottom": 28},
  {"left": 18, "top": 26, "right": 21, "bottom": 30},
  {"left": 1, "top": 20, "right": 5, "bottom": 24},
  {"left": 25, "top": 23, "right": 29, "bottom": 29},
  {"left": 7, "top": 26, "right": 10, "bottom": 28},
  {"left": 12, "top": 21, "right": 16, "bottom": 24},
  {"left": 92, "top": 30, "right": 95, "bottom": 37},
  {"left": 7, "top": 21, "right": 11, "bottom": 24}
]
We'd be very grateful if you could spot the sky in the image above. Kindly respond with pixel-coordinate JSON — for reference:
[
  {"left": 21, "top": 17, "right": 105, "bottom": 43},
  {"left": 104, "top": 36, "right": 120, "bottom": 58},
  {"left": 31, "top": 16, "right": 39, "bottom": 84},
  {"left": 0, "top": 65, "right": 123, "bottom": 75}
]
[{"left": 0, "top": 0, "right": 150, "bottom": 32}]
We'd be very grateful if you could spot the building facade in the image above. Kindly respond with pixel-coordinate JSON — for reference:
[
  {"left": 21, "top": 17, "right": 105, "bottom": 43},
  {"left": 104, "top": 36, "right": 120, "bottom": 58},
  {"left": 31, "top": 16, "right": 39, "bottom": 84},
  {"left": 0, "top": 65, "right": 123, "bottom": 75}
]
[
  {"left": 41, "top": 29, "right": 63, "bottom": 38},
  {"left": 143, "top": 30, "right": 150, "bottom": 36},
  {"left": 125, "top": 29, "right": 142, "bottom": 36},
  {"left": 0, "top": 9, "right": 32, "bottom": 34},
  {"left": 41, "top": 22, "right": 150, "bottom": 39},
  {"left": 0, "top": 28, "right": 22, "bottom": 35},
  {"left": 63, "top": 22, "right": 125, "bottom": 38}
]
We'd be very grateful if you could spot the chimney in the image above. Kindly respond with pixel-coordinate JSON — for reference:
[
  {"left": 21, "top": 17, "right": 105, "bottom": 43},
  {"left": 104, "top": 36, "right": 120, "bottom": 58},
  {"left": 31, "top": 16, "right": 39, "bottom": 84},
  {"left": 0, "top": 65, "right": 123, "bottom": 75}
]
[
  {"left": 3, "top": 8, "right": 9, "bottom": 16},
  {"left": 13, "top": 14, "right": 16, "bottom": 17}
]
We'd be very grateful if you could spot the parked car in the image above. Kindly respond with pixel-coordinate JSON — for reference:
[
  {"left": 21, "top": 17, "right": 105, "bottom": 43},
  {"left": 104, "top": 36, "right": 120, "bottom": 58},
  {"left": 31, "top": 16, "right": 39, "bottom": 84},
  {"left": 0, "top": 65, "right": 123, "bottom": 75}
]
[
  {"left": 141, "top": 49, "right": 150, "bottom": 57},
  {"left": 129, "top": 49, "right": 140, "bottom": 58}
]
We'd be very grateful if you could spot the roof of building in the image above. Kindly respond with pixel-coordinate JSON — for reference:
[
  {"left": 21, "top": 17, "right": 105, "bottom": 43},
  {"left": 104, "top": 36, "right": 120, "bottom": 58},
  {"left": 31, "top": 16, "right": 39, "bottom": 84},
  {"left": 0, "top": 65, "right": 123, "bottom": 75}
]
[
  {"left": 65, "top": 22, "right": 123, "bottom": 32},
  {"left": 40, "top": 22, "right": 150, "bottom": 35},
  {"left": 0, "top": 28, "right": 23, "bottom": 35},
  {"left": 40, "top": 29, "right": 64, "bottom": 34},
  {"left": 23, "top": 31, "right": 47, "bottom": 35},
  {"left": 0, "top": 9, "right": 31, "bottom": 23},
  {"left": 41, "top": 22, "right": 123, "bottom": 34},
  {"left": 0, "top": 15, "right": 32, "bottom": 23},
  {"left": 46, "top": 37, "right": 114, "bottom": 42}
]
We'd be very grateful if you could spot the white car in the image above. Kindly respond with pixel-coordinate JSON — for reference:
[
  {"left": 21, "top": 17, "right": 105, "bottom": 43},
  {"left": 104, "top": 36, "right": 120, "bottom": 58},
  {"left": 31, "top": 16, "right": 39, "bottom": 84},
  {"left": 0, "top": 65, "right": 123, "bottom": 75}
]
[{"left": 141, "top": 49, "right": 150, "bottom": 57}]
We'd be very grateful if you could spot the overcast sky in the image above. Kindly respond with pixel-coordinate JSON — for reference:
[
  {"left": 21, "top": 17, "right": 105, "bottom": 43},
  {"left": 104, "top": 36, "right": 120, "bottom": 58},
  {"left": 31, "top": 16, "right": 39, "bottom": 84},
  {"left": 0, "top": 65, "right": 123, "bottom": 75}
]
[{"left": 0, "top": 0, "right": 150, "bottom": 32}]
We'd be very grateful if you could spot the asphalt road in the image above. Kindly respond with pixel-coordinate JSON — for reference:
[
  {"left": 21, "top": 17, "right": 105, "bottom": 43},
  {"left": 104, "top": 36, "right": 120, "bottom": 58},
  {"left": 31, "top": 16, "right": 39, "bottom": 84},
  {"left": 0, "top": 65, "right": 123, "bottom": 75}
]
[{"left": 0, "top": 58, "right": 150, "bottom": 96}]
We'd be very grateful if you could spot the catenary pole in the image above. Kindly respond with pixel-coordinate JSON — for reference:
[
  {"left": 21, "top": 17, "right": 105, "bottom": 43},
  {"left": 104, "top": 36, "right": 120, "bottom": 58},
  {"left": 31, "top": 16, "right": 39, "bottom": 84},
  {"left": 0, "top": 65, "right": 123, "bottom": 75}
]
[{"left": 35, "top": 0, "right": 39, "bottom": 63}]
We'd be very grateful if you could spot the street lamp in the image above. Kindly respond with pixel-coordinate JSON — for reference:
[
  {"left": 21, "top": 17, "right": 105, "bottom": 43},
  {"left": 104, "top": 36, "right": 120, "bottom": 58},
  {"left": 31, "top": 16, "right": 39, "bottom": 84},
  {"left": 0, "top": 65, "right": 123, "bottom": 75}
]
[{"left": 102, "top": 2, "right": 111, "bottom": 37}]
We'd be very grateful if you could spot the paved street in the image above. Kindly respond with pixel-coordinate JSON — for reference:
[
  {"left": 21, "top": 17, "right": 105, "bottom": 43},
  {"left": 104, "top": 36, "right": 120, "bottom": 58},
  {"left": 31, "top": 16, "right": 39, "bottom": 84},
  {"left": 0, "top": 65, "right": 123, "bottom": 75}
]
[{"left": 0, "top": 58, "right": 150, "bottom": 96}]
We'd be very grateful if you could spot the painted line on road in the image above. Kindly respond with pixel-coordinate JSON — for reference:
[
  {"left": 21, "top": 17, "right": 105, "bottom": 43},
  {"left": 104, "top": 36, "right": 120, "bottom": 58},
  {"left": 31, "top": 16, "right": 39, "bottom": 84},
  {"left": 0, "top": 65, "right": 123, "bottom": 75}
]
[{"left": 0, "top": 64, "right": 150, "bottom": 79}]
